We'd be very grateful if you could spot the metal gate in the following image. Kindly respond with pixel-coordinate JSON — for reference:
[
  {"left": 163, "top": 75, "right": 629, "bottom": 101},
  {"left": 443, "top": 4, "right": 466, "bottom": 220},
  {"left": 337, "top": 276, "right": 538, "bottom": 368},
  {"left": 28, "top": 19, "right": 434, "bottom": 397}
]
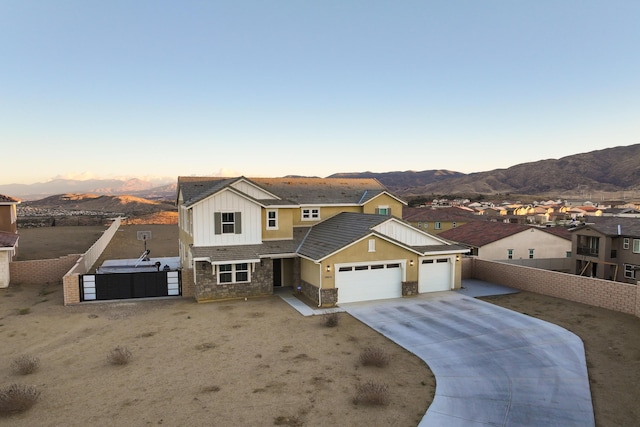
[{"left": 80, "top": 271, "right": 181, "bottom": 301}]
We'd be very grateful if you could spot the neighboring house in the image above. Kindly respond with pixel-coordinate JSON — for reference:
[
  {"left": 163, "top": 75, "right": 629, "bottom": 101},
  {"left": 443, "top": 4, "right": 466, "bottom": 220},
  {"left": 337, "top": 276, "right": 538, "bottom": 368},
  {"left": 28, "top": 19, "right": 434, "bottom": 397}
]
[
  {"left": 0, "top": 194, "right": 20, "bottom": 288},
  {"left": 0, "top": 194, "right": 20, "bottom": 234},
  {"left": 439, "top": 221, "right": 572, "bottom": 261},
  {"left": 176, "top": 177, "right": 468, "bottom": 306},
  {"left": 601, "top": 208, "right": 640, "bottom": 218},
  {"left": 403, "top": 206, "right": 482, "bottom": 235},
  {"left": 569, "top": 216, "right": 640, "bottom": 284}
]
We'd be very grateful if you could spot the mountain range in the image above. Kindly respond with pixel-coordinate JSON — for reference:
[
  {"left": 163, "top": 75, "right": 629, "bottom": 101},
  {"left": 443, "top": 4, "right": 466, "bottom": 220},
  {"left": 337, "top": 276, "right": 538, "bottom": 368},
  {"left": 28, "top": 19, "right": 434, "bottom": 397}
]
[{"left": 3, "top": 144, "right": 640, "bottom": 201}]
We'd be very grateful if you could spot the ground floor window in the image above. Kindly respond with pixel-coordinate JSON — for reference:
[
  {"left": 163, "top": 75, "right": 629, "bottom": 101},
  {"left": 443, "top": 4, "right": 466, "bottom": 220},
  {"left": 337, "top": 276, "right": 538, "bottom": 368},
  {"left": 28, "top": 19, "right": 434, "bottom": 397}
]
[{"left": 218, "top": 263, "right": 250, "bottom": 284}]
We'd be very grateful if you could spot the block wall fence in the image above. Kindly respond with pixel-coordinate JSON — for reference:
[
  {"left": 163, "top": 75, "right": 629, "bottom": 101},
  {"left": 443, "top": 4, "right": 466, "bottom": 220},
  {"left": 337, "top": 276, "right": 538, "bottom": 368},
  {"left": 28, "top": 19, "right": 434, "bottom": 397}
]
[{"left": 462, "top": 256, "right": 640, "bottom": 318}]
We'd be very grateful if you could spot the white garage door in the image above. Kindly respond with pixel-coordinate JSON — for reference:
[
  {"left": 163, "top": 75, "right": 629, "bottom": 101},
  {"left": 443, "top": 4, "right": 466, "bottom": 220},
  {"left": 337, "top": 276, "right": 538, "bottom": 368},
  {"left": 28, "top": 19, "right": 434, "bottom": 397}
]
[
  {"left": 336, "top": 262, "right": 403, "bottom": 304},
  {"left": 418, "top": 258, "right": 452, "bottom": 293}
]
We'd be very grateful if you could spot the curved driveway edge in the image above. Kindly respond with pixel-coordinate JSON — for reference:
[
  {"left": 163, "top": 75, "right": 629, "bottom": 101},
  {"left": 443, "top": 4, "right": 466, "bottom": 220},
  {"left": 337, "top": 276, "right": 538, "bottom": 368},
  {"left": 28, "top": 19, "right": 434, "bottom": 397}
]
[{"left": 342, "top": 292, "right": 595, "bottom": 427}]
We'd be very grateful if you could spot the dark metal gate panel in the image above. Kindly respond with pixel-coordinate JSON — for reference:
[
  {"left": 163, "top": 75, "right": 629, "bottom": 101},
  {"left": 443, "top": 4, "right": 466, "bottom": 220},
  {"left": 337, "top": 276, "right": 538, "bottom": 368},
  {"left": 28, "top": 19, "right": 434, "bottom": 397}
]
[{"left": 80, "top": 271, "right": 182, "bottom": 301}]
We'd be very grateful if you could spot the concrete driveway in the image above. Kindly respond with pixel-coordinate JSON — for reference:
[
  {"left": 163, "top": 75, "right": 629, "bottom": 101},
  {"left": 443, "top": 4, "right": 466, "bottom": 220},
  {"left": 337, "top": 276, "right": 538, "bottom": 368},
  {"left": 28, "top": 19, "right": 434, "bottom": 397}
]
[{"left": 342, "top": 292, "right": 595, "bottom": 427}]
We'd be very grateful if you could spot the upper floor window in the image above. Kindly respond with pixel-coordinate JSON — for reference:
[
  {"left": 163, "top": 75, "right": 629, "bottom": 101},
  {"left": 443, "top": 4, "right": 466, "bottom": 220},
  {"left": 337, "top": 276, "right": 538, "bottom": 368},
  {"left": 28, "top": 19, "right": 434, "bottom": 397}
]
[
  {"left": 577, "top": 235, "right": 599, "bottom": 257},
  {"left": 375, "top": 206, "right": 390, "bottom": 216},
  {"left": 529, "top": 249, "right": 534, "bottom": 259},
  {"left": 267, "top": 210, "right": 278, "bottom": 230},
  {"left": 368, "top": 239, "right": 376, "bottom": 252},
  {"left": 624, "top": 264, "right": 637, "bottom": 279},
  {"left": 507, "top": 249, "right": 513, "bottom": 260},
  {"left": 301, "top": 208, "right": 320, "bottom": 221},
  {"left": 435, "top": 222, "right": 442, "bottom": 230},
  {"left": 214, "top": 212, "right": 242, "bottom": 235},
  {"left": 623, "top": 238, "right": 630, "bottom": 250},
  {"left": 566, "top": 251, "right": 572, "bottom": 258},
  {"left": 634, "top": 239, "right": 640, "bottom": 254}
]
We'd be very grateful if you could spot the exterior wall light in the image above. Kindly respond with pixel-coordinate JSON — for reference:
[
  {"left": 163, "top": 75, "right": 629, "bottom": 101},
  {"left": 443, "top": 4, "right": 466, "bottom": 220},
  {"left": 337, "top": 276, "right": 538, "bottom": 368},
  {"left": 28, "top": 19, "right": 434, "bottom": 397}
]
[
  {"left": 326, "top": 265, "right": 331, "bottom": 272},
  {"left": 410, "top": 260, "right": 414, "bottom": 267}
]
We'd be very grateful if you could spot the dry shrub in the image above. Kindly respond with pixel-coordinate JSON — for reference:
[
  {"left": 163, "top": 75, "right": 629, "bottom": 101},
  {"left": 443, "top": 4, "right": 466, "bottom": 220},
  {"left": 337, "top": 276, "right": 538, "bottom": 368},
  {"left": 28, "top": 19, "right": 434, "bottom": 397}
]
[
  {"left": 359, "top": 346, "right": 390, "bottom": 367},
  {"left": 11, "top": 355, "right": 40, "bottom": 375},
  {"left": 107, "top": 346, "right": 132, "bottom": 365},
  {"left": 353, "top": 381, "right": 389, "bottom": 406},
  {"left": 0, "top": 384, "right": 40, "bottom": 415},
  {"left": 322, "top": 312, "right": 339, "bottom": 327}
]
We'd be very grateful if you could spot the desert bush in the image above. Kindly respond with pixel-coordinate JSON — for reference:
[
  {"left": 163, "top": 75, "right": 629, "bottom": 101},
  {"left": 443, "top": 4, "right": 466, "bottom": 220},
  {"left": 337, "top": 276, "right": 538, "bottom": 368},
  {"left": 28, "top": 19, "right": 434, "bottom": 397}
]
[
  {"left": 0, "top": 384, "right": 40, "bottom": 415},
  {"left": 359, "top": 346, "right": 390, "bottom": 367},
  {"left": 353, "top": 381, "right": 389, "bottom": 406},
  {"left": 11, "top": 355, "right": 40, "bottom": 375},
  {"left": 106, "top": 346, "right": 132, "bottom": 365},
  {"left": 322, "top": 312, "right": 339, "bottom": 327},
  {"left": 17, "top": 308, "right": 30, "bottom": 315}
]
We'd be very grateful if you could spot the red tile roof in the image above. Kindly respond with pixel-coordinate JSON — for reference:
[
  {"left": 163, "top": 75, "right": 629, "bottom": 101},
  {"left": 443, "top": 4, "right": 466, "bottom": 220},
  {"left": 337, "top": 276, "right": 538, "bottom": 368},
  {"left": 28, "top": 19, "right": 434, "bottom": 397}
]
[
  {"left": 439, "top": 221, "right": 571, "bottom": 246},
  {"left": 0, "top": 194, "right": 20, "bottom": 203}
]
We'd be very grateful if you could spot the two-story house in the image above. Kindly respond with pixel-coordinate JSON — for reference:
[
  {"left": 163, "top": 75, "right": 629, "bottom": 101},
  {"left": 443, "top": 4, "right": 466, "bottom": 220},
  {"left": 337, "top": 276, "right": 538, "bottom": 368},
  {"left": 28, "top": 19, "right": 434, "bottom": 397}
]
[
  {"left": 176, "top": 177, "right": 468, "bottom": 306},
  {"left": 0, "top": 194, "right": 20, "bottom": 288},
  {"left": 570, "top": 216, "right": 640, "bottom": 283},
  {"left": 402, "top": 206, "right": 482, "bottom": 235}
]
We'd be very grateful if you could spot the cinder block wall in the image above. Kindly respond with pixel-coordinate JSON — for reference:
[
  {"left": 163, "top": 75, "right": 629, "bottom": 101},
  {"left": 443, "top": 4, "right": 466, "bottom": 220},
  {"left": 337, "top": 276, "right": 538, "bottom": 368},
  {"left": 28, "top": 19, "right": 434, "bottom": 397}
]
[
  {"left": 470, "top": 257, "right": 639, "bottom": 318},
  {"left": 10, "top": 255, "right": 82, "bottom": 285},
  {"left": 63, "top": 274, "right": 80, "bottom": 305}
]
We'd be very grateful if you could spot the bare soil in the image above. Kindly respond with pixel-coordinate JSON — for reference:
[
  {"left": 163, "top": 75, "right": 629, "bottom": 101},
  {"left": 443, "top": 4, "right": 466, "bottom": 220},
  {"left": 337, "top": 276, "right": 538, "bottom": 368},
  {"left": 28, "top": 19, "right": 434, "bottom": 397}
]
[
  {"left": 2, "top": 225, "right": 434, "bottom": 426},
  {"left": 6, "top": 225, "right": 640, "bottom": 426}
]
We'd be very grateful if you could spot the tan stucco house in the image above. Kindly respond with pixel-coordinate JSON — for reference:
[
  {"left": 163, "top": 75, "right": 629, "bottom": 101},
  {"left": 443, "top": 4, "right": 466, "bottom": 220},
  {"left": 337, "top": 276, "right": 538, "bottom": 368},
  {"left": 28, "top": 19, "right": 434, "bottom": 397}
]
[
  {"left": 0, "top": 194, "right": 20, "bottom": 288},
  {"left": 177, "top": 177, "right": 468, "bottom": 306},
  {"left": 439, "top": 221, "right": 571, "bottom": 261}
]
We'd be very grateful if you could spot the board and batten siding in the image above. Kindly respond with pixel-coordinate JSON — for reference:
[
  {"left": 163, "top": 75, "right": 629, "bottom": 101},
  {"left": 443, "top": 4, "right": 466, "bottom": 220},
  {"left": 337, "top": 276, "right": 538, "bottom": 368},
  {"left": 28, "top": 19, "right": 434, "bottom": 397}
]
[
  {"left": 192, "top": 190, "right": 262, "bottom": 246},
  {"left": 231, "top": 181, "right": 278, "bottom": 200},
  {"left": 373, "top": 221, "right": 443, "bottom": 246}
]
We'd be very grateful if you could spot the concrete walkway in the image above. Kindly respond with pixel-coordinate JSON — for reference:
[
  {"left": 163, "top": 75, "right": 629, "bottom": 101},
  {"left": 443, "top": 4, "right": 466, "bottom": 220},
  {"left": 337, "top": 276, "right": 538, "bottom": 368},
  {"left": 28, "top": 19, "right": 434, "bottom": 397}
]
[{"left": 342, "top": 292, "right": 595, "bottom": 427}]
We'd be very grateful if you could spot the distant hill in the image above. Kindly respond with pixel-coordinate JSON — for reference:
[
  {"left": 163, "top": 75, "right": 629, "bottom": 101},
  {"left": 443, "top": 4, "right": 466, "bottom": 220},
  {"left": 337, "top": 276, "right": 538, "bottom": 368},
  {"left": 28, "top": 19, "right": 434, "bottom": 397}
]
[
  {"left": 21, "top": 194, "right": 176, "bottom": 215},
  {"left": 0, "top": 178, "right": 176, "bottom": 201},
  {"left": 4, "top": 144, "right": 640, "bottom": 201},
  {"left": 330, "top": 144, "right": 640, "bottom": 199}
]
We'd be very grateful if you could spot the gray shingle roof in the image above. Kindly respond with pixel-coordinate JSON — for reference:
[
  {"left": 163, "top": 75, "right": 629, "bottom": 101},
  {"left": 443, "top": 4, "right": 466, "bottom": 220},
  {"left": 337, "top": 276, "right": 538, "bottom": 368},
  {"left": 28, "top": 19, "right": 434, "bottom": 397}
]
[
  {"left": 571, "top": 216, "right": 640, "bottom": 238},
  {"left": 297, "top": 212, "right": 389, "bottom": 260},
  {"left": 0, "top": 231, "right": 18, "bottom": 248},
  {"left": 191, "top": 228, "right": 308, "bottom": 262},
  {"left": 177, "top": 176, "right": 401, "bottom": 207}
]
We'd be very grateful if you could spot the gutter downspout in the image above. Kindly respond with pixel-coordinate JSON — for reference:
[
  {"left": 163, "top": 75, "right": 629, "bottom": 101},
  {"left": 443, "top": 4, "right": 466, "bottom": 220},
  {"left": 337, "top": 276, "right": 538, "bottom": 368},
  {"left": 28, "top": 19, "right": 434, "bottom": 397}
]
[{"left": 318, "top": 262, "right": 322, "bottom": 307}]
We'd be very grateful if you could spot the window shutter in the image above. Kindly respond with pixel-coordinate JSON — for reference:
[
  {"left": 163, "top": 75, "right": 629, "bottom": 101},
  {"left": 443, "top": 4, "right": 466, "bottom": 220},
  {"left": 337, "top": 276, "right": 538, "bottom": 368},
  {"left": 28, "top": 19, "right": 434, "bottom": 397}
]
[
  {"left": 375, "top": 208, "right": 380, "bottom": 215},
  {"left": 388, "top": 207, "right": 392, "bottom": 216},
  {"left": 214, "top": 212, "right": 221, "bottom": 235},
  {"left": 235, "top": 212, "right": 242, "bottom": 234}
]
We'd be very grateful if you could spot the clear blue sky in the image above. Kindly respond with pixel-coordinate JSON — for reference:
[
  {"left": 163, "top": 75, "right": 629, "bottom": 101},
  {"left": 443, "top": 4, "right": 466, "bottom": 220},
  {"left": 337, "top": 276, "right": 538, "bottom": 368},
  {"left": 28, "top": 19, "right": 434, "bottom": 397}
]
[{"left": 1, "top": 0, "right": 639, "bottom": 185}]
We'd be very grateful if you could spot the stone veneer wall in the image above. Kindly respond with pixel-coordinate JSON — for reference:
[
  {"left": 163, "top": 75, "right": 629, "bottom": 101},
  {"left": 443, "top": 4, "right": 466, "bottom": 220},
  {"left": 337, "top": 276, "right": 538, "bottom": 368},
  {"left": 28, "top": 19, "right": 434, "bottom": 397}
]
[
  {"left": 402, "top": 281, "right": 418, "bottom": 297},
  {"left": 299, "top": 280, "right": 338, "bottom": 307},
  {"left": 471, "top": 257, "right": 640, "bottom": 318},
  {"left": 194, "top": 260, "right": 273, "bottom": 302}
]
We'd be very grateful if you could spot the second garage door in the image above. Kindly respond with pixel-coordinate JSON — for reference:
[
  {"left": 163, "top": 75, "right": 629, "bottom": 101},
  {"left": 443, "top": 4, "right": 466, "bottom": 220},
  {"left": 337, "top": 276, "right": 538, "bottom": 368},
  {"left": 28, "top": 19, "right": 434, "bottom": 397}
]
[
  {"left": 336, "top": 262, "right": 403, "bottom": 304},
  {"left": 418, "top": 258, "right": 452, "bottom": 293}
]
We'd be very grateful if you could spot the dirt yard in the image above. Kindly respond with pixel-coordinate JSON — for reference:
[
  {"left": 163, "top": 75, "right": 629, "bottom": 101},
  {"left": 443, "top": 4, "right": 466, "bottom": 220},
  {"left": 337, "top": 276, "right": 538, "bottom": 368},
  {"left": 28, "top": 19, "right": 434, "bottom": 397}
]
[
  {"left": 5, "top": 225, "right": 640, "bottom": 426},
  {"left": 2, "top": 225, "right": 434, "bottom": 426}
]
